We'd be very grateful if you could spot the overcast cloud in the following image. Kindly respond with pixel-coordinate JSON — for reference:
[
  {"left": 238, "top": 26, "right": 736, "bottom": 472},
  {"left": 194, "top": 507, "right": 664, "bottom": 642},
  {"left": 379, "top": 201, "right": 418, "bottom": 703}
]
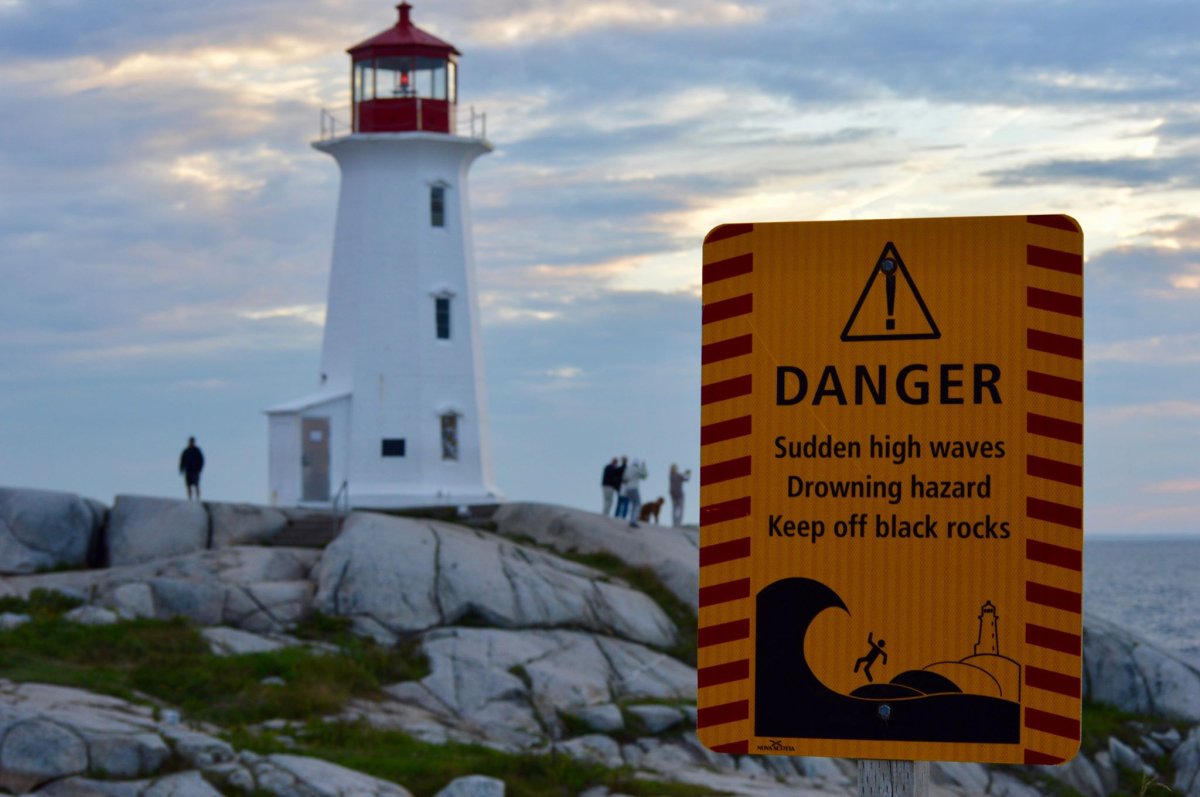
[{"left": 2, "top": 0, "right": 1200, "bottom": 533}]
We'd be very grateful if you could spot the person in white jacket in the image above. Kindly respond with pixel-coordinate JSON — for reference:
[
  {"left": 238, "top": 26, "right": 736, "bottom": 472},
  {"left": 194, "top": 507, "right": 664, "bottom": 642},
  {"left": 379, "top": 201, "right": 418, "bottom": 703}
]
[
  {"left": 669, "top": 463, "right": 691, "bottom": 527},
  {"left": 621, "top": 459, "right": 648, "bottom": 527}
]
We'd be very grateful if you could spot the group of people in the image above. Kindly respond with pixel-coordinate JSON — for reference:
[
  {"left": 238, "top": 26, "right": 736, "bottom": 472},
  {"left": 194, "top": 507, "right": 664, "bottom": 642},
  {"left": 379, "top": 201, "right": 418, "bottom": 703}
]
[{"left": 601, "top": 457, "right": 691, "bottom": 527}]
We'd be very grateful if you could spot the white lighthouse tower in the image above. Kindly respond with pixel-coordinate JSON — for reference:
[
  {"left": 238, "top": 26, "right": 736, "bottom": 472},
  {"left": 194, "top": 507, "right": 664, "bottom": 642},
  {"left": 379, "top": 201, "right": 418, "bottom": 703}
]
[{"left": 266, "top": 3, "right": 500, "bottom": 509}]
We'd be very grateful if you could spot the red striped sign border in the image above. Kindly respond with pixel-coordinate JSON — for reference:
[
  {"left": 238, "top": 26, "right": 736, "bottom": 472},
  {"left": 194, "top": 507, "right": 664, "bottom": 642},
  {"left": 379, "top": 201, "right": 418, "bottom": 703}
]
[
  {"left": 1021, "top": 215, "right": 1083, "bottom": 764},
  {"left": 699, "top": 226, "right": 755, "bottom": 750}
]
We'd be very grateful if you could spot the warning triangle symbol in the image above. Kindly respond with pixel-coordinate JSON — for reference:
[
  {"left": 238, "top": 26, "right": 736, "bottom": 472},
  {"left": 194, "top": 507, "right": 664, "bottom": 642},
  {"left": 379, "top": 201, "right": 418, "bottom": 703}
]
[{"left": 841, "top": 242, "right": 940, "bottom": 342}]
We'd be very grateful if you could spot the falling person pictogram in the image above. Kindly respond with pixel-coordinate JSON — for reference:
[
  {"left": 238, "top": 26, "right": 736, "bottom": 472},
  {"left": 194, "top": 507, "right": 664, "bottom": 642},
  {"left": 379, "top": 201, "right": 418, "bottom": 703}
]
[{"left": 853, "top": 631, "right": 888, "bottom": 682}]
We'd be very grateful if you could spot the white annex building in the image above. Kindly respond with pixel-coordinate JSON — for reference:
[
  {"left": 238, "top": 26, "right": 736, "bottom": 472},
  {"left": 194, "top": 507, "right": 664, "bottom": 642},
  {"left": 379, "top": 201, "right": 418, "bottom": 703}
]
[{"left": 266, "top": 2, "right": 500, "bottom": 509}]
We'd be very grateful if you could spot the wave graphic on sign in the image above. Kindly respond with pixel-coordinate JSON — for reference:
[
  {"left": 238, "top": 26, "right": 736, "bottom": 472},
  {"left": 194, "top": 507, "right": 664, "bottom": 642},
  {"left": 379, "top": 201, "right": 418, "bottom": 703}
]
[{"left": 754, "top": 578, "right": 1020, "bottom": 744}]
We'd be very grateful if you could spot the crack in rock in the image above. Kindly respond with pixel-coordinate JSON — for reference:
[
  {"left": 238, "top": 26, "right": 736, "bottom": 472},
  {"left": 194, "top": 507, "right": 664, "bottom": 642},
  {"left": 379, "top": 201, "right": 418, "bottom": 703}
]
[{"left": 429, "top": 525, "right": 447, "bottom": 625}]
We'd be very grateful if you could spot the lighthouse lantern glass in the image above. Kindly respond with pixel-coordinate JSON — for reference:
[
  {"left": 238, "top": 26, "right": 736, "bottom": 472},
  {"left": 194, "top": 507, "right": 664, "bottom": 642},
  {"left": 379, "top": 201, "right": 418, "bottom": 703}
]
[{"left": 354, "top": 57, "right": 450, "bottom": 102}]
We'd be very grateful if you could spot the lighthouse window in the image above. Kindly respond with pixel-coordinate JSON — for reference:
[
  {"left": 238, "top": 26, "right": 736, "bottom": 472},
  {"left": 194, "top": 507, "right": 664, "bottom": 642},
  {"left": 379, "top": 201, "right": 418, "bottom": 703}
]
[
  {"left": 430, "top": 185, "right": 446, "bottom": 227},
  {"left": 435, "top": 296, "right": 451, "bottom": 339},
  {"left": 381, "top": 438, "right": 406, "bottom": 457},
  {"left": 362, "top": 57, "right": 449, "bottom": 100},
  {"left": 440, "top": 413, "right": 459, "bottom": 461},
  {"left": 428, "top": 60, "right": 447, "bottom": 100},
  {"left": 355, "top": 60, "right": 378, "bottom": 101}
]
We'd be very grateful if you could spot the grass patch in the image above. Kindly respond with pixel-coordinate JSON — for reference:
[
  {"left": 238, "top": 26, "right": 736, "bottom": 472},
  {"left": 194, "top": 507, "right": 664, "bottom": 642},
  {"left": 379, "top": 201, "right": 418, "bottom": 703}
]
[
  {"left": 1079, "top": 699, "right": 1187, "bottom": 756},
  {"left": 0, "top": 588, "right": 84, "bottom": 618},
  {"left": 507, "top": 664, "right": 532, "bottom": 689},
  {"left": 1018, "top": 770, "right": 1087, "bottom": 797},
  {"left": 556, "top": 710, "right": 603, "bottom": 740},
  {"left": 292, "top": 612, "right": 430, "bottom": 684},
  {"left": 231, "top": 722, "right": 713, "bottom": 797},
  {"left": 1136, "top": 773, "right": 1174, "bottom": 797},
  {"left": 0, "top": 613, "right": 428, "bottom": 726},
  {"left": 1081, "top": 699, "right": 1142, "bottom": 754},
  {"left": 559, "top": 552, "right": 697, "bottom": 666},
  {"left": 1023, "top": 700, "right": 1187, "bottom": 797}
]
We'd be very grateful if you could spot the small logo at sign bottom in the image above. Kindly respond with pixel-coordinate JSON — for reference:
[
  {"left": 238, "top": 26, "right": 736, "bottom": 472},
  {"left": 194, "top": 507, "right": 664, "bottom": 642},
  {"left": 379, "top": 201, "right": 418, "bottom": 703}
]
[{"left": 757, "top": 740, "right": 796, "bottom": 752}]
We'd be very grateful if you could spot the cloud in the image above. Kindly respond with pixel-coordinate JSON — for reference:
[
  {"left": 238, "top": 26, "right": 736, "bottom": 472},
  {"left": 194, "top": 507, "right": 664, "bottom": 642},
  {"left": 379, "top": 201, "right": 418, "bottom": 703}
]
[
  {"left": 483, "top": 287, "right": 700, "bottom": 513},
  {"left": 1088, "top": 334, "right": 1200, "bottom": 365},
  {"left": 987, "top": 155, "right": 1200, "bottom": 189},
  {"left": 465, "top": 0, "right": 764, "bottom": 45},
  {"left": 1089, "top": 401, "right": 1200, "bottom": 423},
  {"left": 1086, "top": 498, "right": 1200, "bottom": 535},
  {"left": 542, "top": 366, "right": 583, "bottom": 380},
  {"left": 166, "top": 152, "right": 273, "bottom": 196},
  {"left": 1146, "top": 479, "right": 1200, "bottom": 494},
  {"left": 1086, "top": 230, "right": 1200, "bottom": 348},
  {"left": 241, "top": 305, "right": 326, "bottom": 326},
  {"left": 172, "top": 378, "right": 232, "bottom": 392}
]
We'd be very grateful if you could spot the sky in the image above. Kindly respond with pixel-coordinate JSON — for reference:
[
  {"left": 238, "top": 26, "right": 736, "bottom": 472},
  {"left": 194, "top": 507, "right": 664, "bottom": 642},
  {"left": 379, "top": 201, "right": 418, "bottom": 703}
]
[{"left": 1, "top": 0, "right": 1199, "bottom": 535}]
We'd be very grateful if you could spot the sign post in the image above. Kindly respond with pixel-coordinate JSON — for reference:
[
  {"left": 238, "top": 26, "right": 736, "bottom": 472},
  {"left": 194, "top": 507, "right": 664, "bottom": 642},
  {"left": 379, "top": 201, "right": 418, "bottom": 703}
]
[
  {"left": 860, "top": 761, "right": 929, "bottom": 797},
  {"left": 697, "top": 216, "right": 1084, "bottom": 770}
]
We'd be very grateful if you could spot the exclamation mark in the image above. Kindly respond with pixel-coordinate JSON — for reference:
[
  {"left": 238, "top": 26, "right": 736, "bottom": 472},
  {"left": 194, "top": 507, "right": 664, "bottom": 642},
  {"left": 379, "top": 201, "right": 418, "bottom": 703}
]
[{"left": 881, "top": 257, "right": 897, "bottom": 330}]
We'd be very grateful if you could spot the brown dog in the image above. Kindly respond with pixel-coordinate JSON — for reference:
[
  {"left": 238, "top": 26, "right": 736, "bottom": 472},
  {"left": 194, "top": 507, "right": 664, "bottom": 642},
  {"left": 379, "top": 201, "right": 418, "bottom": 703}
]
[{"left": 639, "top": 497, "right": 665, "bottom": 524}]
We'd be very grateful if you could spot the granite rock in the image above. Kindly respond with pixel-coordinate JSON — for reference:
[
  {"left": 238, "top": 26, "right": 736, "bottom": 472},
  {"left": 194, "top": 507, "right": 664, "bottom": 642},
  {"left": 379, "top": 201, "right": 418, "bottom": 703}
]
[
  {"left": 246, "top": 752, "right": 414, "bottom": 797},
  {"left": 492, "top": 502, "right": 700, "bottom": 611},
  {"left": 314, "top": 512, "right": 677, "bottom": 648},
  {"left": 434, "top": 775, "right": 506, "bottom": 797},
  {"left": 0, "top": 546, "right": 319, "bottom": 632},
  {"left": 107, "top": 495, "right": 209, "bottom": 567},
  {"left": 208, "top": 501, "right": 288, "bottom": 547},
  {"left": 1174, "top": 727, "right": 1200, "bottom": 797},
  {"left": 1083, "top": 613, "right": 1200, "bottom": 722},
  {"left": 381, "top": 627, "right": 695, "bottom": 748},
  {"left": 0, "top": 486, "right": 106, "bottom": 574}
]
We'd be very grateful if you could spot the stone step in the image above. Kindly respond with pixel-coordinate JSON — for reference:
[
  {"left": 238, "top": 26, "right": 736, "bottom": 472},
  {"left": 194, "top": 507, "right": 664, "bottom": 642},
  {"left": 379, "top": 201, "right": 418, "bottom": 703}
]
[{"left": 270, "top": 513, "right": 343, "bottom": 548}]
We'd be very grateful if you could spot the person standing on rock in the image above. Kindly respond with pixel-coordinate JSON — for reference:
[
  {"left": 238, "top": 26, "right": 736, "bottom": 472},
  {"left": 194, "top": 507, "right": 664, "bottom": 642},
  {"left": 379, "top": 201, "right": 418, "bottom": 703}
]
[
  {"left": 601, "top": 457, "right": 621, "bottom": 515},
  {"left": 179, "top": 436, "right": 205, "bottom": 500},
  {"left": 669, "top": 463, "right": 691, "bottom": 527},
  {"left": 622, "top": 458, "right": 648, "bottom": 528},
  {"left": 613, "top": 456, "right": 630, "bottom": 518}
]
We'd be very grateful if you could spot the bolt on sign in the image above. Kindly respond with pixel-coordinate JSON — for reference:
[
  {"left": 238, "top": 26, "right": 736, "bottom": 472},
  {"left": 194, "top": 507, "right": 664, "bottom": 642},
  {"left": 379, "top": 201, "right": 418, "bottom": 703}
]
[{"left": 698, "top": 216, "right": 1083, "bottom": 765}]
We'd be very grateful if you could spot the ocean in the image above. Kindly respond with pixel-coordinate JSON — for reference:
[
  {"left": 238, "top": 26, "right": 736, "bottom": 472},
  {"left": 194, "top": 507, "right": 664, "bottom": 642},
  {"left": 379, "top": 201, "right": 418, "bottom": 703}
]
[{"left": 1083, "top": 535, "right": 1200, "bottom": 666}]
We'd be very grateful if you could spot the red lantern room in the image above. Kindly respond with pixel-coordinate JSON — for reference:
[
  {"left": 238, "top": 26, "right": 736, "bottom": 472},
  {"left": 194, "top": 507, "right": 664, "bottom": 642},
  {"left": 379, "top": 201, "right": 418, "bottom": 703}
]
[{"left": 349, "top": 3, "right": 460, "bottom": 134}]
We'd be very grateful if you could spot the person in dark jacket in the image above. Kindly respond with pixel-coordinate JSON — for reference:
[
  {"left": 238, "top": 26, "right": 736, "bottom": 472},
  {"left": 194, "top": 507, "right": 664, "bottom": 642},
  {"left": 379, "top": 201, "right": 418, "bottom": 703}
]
[
  {"left": 601, "top": 457, "right": 622, "bottom": 515},
  {"left": 179, "top": 436, "right": 205, "bottom": 500}
]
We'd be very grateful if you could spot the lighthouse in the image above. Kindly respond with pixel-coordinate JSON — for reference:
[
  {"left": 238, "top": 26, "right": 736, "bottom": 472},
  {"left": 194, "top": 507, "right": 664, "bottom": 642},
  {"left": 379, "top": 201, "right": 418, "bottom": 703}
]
[
  {"left": 974, "top": 600, "right": 1000, "bottom": 655},
  {"left": 266, "top": 3, "right": 500, "bottom": 509}
]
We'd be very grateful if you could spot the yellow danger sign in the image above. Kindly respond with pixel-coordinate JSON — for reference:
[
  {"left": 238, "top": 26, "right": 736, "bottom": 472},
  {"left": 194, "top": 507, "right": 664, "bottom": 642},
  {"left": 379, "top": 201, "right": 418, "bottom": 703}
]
[{"left": 698, "top": 216, "right": 1083, "bottom": 765}]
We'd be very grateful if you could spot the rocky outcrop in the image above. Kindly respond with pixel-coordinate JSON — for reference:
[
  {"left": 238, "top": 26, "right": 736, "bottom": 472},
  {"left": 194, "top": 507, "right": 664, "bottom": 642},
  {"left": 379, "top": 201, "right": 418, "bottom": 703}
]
[
  {"left": 0, "top": 487, "right": 106, "bottom": 574},
  {"left": 208, "top": 502, "right": 289, "bottom": 547},
  {"left": 314, "top": 513, "right": 679, "bottom": 648},
  {"left": 107, "top": 496, "right": 210, "bottom": 567},
  {"left": 1175, "top": 728, "right": 1200, "bottom": 797},
  {"left": 0, "top": 546, "right": 319, "bottom": 633},
  {"left": 435, "top": 775, "right": 504, "bottom": 797},
  {"left": 372, "top": 627, "right": 694, "bottom": 749},
  {"left": 32, "top": 772, "right": 221, "bottom": 797},
  {"left": 0, "top": 486, "right": 321, "bottom": 575},
  {"left": 492, "top": 502, "right": 700, "bottom": 610},
  {"left": 236, "top": 753, "right": 413, "bottom": 797},
  {"left": 6, "top": 492, "right": 1200, "bottom": 797},
  {"left": 0, "top": 681, "right": 170, "bottom": 792},
  {"left": 1083, "top": 613, "right": 1200, "bottom": 722},
  {"left": 0, "top": 680, "right": 419, "bottom": 797}
]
